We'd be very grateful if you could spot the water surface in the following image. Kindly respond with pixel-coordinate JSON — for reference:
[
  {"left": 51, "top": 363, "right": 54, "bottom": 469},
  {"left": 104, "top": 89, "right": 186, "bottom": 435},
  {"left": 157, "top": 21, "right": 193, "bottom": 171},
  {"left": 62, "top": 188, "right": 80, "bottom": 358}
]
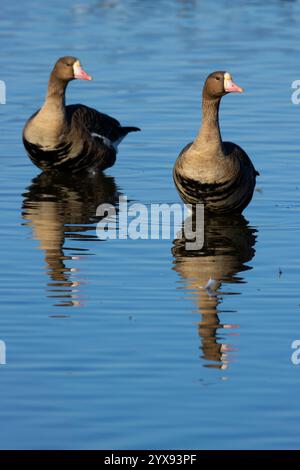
[{"left": 1, "top": 0, "right": 300, "bottom": 450}]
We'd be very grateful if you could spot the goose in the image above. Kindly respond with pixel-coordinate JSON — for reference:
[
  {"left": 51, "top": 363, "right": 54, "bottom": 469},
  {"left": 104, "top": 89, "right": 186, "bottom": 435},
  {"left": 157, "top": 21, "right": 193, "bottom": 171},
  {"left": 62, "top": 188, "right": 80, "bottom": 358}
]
[
  {"left": 173, "top": 71, "right": 259, "bottom": 214},
  {"left": 23, "top": 56, "right": 140, "bottom": 173}
]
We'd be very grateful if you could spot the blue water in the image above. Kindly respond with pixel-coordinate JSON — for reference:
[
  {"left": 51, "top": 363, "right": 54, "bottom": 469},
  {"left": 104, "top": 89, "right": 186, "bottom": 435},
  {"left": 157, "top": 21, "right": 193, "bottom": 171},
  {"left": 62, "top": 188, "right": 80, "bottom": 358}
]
[{"left": 1, "top": 0, "right": 300, "bottom": 449}]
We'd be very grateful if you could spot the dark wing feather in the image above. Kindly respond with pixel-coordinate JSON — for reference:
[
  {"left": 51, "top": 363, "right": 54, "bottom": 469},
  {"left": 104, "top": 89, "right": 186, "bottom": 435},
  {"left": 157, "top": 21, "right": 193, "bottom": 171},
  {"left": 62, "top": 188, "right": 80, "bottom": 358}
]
[{"left": 66, "top": 104, "right": 124, "bottom": 141}]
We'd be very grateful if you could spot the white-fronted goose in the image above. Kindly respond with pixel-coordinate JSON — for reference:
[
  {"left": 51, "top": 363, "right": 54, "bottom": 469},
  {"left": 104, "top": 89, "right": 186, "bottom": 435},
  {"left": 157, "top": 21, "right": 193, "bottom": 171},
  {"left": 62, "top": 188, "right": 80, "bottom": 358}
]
[
  {"left": 173, "top": 71, "right": 259, "bottom": 214},
  {"left": 23, "top": 56, "right": 140, "bottom": 173}
]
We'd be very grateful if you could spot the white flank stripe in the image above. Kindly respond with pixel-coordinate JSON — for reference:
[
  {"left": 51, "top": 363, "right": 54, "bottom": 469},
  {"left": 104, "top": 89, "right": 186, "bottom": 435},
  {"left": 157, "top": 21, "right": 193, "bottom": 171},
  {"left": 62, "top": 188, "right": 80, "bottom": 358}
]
[
  {"left": 91, "top": 132, "right": 113, "bottom": 148},
  {"left": 91, "top": 132, "right": 123, "bottom": 152}
]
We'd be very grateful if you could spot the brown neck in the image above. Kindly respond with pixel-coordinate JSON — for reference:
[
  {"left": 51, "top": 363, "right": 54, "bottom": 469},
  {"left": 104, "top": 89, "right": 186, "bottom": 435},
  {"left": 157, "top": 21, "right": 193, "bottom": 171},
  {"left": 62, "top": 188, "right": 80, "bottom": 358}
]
[
  {"left": 194, "top": 96, "right": 224, "bottom": 154},
  {"left": 44, "top": 72, "right": 68, "bottom": 108},
  {"left": 35, "top": 72, "right": 69, "bottom": 136}
]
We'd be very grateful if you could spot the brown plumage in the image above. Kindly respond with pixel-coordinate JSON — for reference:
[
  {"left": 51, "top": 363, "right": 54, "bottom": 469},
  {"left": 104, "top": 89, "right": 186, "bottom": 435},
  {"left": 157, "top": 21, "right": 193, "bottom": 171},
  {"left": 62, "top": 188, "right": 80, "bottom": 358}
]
[
  {"left": 23, "top": 56, "right": 140, "bottom": 173},
  {"left": 173, "top": 71, "right": 259, "bottom": 214}
]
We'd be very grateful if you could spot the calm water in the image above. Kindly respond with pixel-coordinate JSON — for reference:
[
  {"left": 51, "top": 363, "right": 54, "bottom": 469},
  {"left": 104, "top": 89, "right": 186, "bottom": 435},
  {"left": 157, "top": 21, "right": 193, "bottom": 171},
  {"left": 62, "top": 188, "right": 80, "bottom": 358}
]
[{"left": 1, "top": 0, "right": 300, "bottom": 450}]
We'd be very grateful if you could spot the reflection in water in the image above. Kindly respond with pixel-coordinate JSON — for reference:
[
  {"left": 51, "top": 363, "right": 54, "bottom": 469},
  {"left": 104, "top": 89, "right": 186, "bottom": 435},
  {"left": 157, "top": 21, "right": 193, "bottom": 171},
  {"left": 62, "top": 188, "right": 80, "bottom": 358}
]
[
  {"left": 172, "top": 215, "right": 257, "bottom": 370},
  {"left": 22, "top": 172, "right": 119, "bottom": 308}
]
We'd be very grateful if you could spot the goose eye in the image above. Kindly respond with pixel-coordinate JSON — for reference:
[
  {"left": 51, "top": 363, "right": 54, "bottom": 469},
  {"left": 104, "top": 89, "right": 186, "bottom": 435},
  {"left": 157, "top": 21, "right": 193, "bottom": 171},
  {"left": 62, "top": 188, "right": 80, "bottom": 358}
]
[
  {"left": 215, "top": 77, "right": 221, "bottom": 81},
  {"left": 65, "top": 62, "right": 72, "bottom": 67}
]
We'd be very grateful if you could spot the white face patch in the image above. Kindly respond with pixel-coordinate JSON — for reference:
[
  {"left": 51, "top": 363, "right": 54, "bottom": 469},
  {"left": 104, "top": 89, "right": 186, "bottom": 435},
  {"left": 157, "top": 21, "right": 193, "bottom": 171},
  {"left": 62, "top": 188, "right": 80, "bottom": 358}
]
[
  {"left": 73, "top": 60, "right": 81, "bottom": 74},
  {"left": 224, "top": 72, "right": 233, "bottom": 90}
]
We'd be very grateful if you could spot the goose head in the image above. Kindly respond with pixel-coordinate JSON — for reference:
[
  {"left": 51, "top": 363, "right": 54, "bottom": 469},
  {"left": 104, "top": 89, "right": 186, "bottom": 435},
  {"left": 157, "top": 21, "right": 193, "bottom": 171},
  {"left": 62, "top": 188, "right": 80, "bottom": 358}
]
[
  {"left": 203, "top": 71, "right": 243, "bottom": 100},
  {"left": 52, "top": 56, "right": 92, "bottom": 82}
]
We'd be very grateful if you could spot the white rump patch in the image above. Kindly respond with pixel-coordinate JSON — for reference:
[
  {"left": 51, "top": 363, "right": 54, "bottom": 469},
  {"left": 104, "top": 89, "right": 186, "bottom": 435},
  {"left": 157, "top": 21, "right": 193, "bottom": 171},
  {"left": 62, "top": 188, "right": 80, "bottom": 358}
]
[{"left": 91, "top": 132, "right": 122, "bottom": 152}]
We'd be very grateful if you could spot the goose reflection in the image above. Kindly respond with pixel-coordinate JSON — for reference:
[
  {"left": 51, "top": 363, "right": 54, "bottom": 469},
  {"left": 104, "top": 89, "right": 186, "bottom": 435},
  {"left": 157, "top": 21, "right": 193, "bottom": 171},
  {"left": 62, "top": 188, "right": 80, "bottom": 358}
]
[
  {"left": 22, "top": 172, "right": 119, "bottom": 308},
  {"left": 172, "top": 214, "right": 257, "bottom": 370}
]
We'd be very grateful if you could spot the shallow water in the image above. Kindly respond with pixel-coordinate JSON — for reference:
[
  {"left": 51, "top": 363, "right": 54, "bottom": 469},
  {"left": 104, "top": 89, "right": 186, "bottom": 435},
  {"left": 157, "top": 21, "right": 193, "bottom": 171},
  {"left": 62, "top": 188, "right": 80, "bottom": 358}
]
[{"left": 1, "top": 0, "right": 300, "bottom": 450}]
